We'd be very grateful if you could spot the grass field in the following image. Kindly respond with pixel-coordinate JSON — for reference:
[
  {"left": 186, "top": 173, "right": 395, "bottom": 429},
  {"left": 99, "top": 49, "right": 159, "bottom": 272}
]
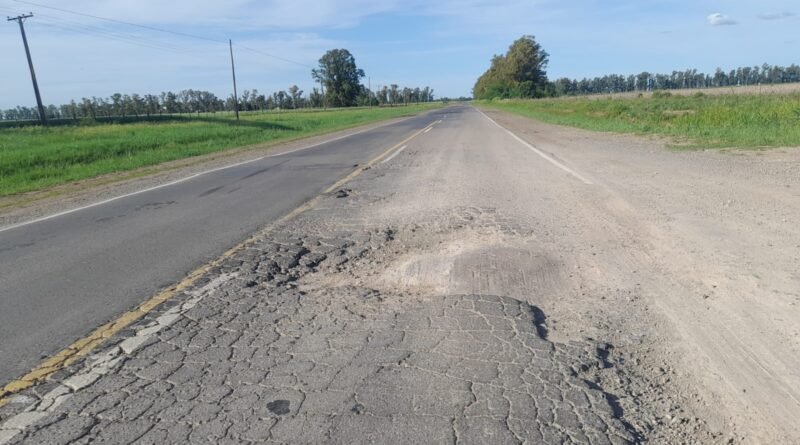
[
  {"left": 575, "top": 82, "right": 800, "bottom": 100},
  {"left": 479, "top": 92, "right": 800, "bottom": 150},
  {"left": 0, "top": 104, "right": 440, "bottom": 197}
]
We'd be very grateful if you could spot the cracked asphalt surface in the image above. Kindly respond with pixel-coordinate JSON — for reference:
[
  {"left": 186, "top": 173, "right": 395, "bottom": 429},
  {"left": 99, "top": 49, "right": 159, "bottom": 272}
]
[{"left": 1, "top": 227, "right": 636, "bottom": 444}]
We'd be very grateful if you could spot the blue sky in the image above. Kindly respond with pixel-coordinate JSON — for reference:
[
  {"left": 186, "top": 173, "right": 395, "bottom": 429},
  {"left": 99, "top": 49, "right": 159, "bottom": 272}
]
[{"left": 0, "top": 0, "right": 797, "bottom": 108}]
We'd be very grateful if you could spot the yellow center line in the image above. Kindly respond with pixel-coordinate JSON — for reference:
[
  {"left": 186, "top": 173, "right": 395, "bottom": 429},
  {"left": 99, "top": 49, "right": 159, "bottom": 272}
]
[
  {"left": 323, "top": 120, "right": 438, "bottom": 194},
  {"left": 0, "top": 116, "right": 439, "bottom": 407}
]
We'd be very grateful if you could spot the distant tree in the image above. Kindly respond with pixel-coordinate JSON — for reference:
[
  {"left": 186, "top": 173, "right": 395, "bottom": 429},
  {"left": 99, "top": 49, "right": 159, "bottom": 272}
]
[
  {"left": 110, "top": 93, "right": 123, "bottom": 117},
  {"left": 388, "top": 84, "right": 399, "bottom": 106},
  {"left": 425, "top": 87, "right": 434, "bottom": 102},
  {"left": 164, "top": 92, "right": 179, "bottom": 113},
  {"left": 308, "top": 88, "right": 323, "bottom": 108},
  {"left": 143, "top": 94, "right": 159, "bottom": 116},
  {"left": 225, "top": 94, "right": 238, "bottom": 111},
  {"left": 378, "top": 86, "right": 389, "bottom": 106},
  {"left": 254, "top": 92, "right": 267, "bottom": 111},
  {"left": 311, "top": 49, "right": 365, "bottom": 107},
  {"left": 130, "top": 94, "right": 144, "bottom": 116},
  {"left": 287, "top": 85, "right": 303, "bottom": 109},
  {"left": 402, "top": 87, "right": 411, "bottom": 105},
  {"left": 121, "top": 94, "right": 133, "bottom": 117},
  {"left": 473, "top": 35, "right": 549, "bottom": 99},
  {"left": 356, "top": 88, "right": 374, "bottom": 106}
]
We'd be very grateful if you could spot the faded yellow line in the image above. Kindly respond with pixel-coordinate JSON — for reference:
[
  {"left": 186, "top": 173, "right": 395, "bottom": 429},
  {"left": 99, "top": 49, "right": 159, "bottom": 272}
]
[
  {"left": 324, "top": 119, "right": 438, "bottom": 194},
  {"left": 0, "top": 116, "right": 438, "bottom": 408}
]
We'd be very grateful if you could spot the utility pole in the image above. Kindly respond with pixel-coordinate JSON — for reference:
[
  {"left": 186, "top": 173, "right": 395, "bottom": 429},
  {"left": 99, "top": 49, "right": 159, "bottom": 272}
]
[
  {"left": 229, "top": 39, "right": 239, "bottom": 121},
  {"left": 8, "top": 13, "right": 47, "bottom": 125},
  {"left": 368, "top": 77, "right": 372, "bottom": 108},
  {"left": 319, "top": 79, "right": 326, "bottom": 110}
]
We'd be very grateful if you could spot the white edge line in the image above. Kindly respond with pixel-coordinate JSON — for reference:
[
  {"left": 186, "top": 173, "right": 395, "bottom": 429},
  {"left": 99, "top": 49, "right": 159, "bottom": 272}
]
[
  {"left": 0, "top": 115, "right": 421, "bottom": 235},
  {"left": 473, "top": 106, "right": 593, "bottom": 185},
  {"left": 381, "top": 145, "right": 408, "bottom": 164}
]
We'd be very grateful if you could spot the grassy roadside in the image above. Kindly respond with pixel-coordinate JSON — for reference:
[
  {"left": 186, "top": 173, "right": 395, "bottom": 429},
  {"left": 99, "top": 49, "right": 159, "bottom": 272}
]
[
  {"left": 477, "top": 93, "right": 800, "bottom": 150},
  {"left": 0, "top": 104, "right": 441, "bottom": 197}
]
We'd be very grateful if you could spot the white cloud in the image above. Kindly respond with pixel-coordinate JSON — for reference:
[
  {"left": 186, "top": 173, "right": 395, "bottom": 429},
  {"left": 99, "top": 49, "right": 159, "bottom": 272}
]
[
  {"left": 758, "top": 12, "right": 795, "bottom": 21},
  {"left": 707, "top": 13, "right": 738, "bottom": 26}
]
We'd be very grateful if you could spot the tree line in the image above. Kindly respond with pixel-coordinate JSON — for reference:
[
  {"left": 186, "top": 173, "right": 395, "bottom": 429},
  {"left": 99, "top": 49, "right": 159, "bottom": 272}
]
[
  {"left": 2, "top": 48, "right": 435, "bottom": 122},
  {"left": 474, "top": 35, "right": 800, "bottom": 99},
  {"left": 1, "top": 84, "right": 435, "bottom": 122},
  {"left": 551, "top": 64, "right": 800, "bottom": 96}
]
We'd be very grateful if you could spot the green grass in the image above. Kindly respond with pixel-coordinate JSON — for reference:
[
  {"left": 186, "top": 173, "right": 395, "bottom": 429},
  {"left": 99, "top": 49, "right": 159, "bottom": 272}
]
[
  {"left": 0, "top": 104, "right": 441, "bottom": 197},
  {"left": 478, "top": 93, "right": 800, "bottom": 150}
]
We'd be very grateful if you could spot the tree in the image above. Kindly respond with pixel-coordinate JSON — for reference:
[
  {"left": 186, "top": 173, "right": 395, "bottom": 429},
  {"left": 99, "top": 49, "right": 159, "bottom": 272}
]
[
  {"left": 389, "top": 84, "right": 399, "bottom": 106},
  {"left": 130, "top": 94, "right": 144, "bottom": 116},
  {"left": 308, "top": 88, "right": 323, "bottom": 108},
  {"left": 378, "top": 86, "right": 389, "bottom": 106},
  {"left": 311, "top": 49, "right": 365, "bottom": 108},
  {"left": 287, "top": 85, "right": 303, "bottom": 109},
  {"left": 110, "top": 93, "right": 123, "bottom": 117},
  {"left": 473, "top": 36, "right": 549, "bottom": 99},
  {"left": 142, "top": 95, "right": 153, "bottom": 116},
  {"left": 164, "top": 92, "right": 179, "bottom": 113}
]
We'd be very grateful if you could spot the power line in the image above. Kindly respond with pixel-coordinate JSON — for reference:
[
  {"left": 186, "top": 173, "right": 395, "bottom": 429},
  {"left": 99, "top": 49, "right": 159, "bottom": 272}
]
[
  {"left": 1, "top": 5, "right": 207, "bottom": 54},
  {"left": 234, "top": 43, "right": 313, "bottom": 69},
  {"left": 33, "top": 20, "right": 192, "bottom": 54},
  {"left": 13, "top": 0, "right": 224, "bottom": 44},
  {"left": 29, "top": 11, "right": 193, "bottom": 53},
  {"left": 13, "top": 0, "right": 316, "bottom": 67}
]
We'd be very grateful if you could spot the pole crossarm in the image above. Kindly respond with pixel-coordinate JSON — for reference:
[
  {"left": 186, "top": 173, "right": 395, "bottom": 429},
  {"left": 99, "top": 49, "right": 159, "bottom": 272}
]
[{"left": 7, "top": 13, "right": 33, "bottom": 22}]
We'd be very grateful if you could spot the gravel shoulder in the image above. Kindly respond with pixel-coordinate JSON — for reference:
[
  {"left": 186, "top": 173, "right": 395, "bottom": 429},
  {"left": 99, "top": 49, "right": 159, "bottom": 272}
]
[{"left": 482, "top": 107, "right": 800, "bottom": 443}]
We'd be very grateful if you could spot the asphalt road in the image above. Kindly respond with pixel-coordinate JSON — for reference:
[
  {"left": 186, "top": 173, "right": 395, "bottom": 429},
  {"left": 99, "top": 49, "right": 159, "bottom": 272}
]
[
  {"left": 2, "top": 105, "right": 799, "bottom": 443},
  {"left": 0, "top": 109, "right": 445, "bottom": 386}
]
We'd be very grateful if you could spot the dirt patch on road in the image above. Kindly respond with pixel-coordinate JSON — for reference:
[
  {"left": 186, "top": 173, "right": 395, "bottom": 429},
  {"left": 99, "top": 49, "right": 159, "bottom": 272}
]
[{"left": 480, "top": 107, "right": 800, "bottom": 444}]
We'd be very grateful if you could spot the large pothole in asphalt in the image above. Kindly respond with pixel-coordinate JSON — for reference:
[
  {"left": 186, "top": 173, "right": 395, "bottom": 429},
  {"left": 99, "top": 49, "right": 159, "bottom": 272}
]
[{"left": 378, "top": 240, "right": 568, "bottom": 303}]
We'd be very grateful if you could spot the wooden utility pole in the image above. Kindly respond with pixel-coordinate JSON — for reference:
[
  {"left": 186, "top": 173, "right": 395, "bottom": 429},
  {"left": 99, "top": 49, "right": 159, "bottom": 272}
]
[
  {"left": 320, "top": 79, "right": 326, "bottom": 110},
  {"left": 229, "top": 39, "right": 239, "bottom": 121},
  {"left": 8, "top": 13, "right": 47, "bottom": 125}
]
